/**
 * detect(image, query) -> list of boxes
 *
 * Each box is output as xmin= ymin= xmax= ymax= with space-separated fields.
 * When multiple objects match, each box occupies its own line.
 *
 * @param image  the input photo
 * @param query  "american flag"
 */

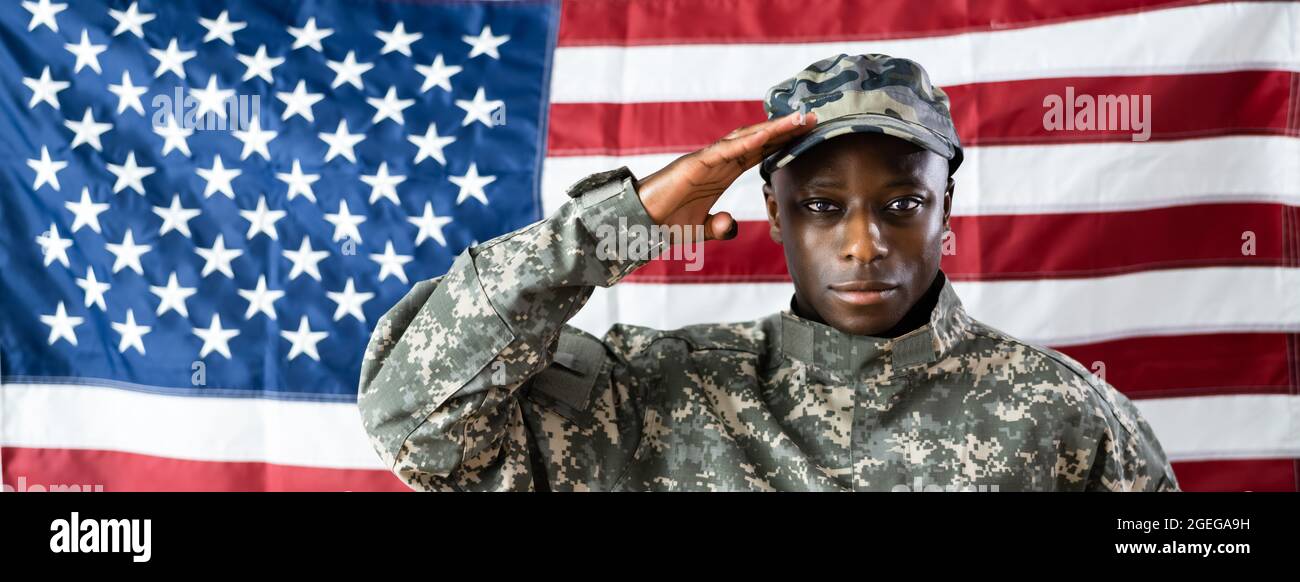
xmin=2 ymin=0 xmax=1297 ymax=492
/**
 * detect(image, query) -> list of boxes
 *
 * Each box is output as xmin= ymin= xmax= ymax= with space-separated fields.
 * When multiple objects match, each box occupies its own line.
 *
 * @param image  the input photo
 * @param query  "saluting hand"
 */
xmin=634 ymin=111 xmax=817 ymax=243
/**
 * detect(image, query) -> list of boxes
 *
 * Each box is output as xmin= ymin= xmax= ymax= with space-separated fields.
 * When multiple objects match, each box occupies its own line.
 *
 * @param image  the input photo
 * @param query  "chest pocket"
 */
xmin=523 ymin=331 xmax=608 ymax=425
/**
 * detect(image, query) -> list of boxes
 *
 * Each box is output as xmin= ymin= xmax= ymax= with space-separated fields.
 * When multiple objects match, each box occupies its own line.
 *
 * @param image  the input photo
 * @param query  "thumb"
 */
xmin=703 ymin=212 xmax=738 ymax=242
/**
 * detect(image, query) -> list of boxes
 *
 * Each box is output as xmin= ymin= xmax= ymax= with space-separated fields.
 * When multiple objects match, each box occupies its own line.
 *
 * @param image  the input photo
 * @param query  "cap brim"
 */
xmin=761 ymin=113 xmax=959 ymax=179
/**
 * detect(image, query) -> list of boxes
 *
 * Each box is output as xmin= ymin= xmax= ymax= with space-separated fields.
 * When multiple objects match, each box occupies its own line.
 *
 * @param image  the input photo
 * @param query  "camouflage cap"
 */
xmin=759 ymin=53 xmax=963 ymax=182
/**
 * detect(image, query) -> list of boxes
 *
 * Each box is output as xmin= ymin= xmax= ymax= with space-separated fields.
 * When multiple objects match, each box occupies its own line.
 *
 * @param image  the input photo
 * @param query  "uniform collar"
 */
xmin=776 ymin=270 xmax=971 ymax=376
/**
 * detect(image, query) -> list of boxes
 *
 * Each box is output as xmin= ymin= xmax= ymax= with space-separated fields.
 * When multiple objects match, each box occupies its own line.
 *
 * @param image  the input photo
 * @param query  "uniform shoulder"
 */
xmin=961 ymin=316 xmax=1144 ymax=438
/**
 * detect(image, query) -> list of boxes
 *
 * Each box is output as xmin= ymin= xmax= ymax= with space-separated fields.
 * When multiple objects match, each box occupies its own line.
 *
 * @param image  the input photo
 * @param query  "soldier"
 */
xmin=357 ymin=53 xmax=1181 ymax=492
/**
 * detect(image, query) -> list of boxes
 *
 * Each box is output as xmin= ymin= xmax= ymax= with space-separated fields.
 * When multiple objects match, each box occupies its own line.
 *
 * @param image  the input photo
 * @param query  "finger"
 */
xmin=725 ymin=110 xmax=816 ymax=143
xmin=703 ymin=114 xmax=814 ymax=171
xmin=703 ymin=211 xmax=738 ymax=242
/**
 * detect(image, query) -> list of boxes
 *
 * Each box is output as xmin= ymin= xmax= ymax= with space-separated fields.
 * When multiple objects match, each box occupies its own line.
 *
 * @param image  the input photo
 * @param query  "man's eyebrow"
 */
xmin=799 ymin=177 xmax=846 ymax=189
xmin=881 ymin=177 xmax=927 ymax=188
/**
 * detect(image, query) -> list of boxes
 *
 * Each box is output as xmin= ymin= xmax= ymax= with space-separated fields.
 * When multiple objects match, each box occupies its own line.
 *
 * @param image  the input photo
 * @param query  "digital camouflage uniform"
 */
xmin=356 ymin=166 xmax=1180 ymax=492
xmin=356 ymin=53 xmax=1181 ymax=492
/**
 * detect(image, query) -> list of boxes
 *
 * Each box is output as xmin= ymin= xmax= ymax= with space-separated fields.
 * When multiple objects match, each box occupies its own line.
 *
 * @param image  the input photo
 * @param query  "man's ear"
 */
xmin=762 ymin=181 xmax=782 ymax=244
xmin=942 ymin=177 xmax=955 ymax=230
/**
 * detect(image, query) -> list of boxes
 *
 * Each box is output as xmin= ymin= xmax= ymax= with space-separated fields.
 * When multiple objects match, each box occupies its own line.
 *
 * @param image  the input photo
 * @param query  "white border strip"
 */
xmin=1 ymin=383 xmax=1293 ymax=466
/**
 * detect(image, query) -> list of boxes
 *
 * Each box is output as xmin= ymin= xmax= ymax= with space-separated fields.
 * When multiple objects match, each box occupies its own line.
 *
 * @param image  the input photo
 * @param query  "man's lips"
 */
xmin=828 ymin=280 xmax=898 ymax=306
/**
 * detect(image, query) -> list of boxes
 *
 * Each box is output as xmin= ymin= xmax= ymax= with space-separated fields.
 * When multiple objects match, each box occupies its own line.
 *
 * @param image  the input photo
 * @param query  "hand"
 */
xmin=634 ymin=111 xmax=817 ymax=242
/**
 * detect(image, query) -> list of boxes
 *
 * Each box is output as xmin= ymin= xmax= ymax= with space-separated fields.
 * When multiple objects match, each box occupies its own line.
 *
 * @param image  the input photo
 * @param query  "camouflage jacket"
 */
xmin=357 ymin=166 xmax=1181 ymax=492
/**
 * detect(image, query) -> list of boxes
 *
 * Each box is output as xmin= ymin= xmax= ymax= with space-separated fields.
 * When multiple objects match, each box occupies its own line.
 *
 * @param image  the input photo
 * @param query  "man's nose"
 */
xmin=841 ymin=210 xmax=888 ymax=264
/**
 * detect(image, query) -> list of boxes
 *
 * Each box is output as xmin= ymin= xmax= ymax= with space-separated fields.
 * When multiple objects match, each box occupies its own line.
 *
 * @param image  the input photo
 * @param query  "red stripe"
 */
xmin=548 ymin=71 xmax=1298 ymax=155
xmin=3 ymin=447 xmax=1292 ymax=491
xmin=558 ymin=0 xmax=1229 ymax=46
xmin=1170 ymin=458 xmax=1298 ymax=491
xmin=1054 ymin=333 xmax=1292 ymax=398
xmin=0 ymin=447 xmax=410 ymax=492
xmin=623 ymin=203 xmax=1291 ymax=283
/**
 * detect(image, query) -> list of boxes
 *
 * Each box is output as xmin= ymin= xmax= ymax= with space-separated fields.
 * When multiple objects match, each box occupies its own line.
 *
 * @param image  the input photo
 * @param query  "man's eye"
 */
xmin=887 ymin=198 xmax=923 ymax=212
xmin=803 ymin=200 xmax=838 ymax=213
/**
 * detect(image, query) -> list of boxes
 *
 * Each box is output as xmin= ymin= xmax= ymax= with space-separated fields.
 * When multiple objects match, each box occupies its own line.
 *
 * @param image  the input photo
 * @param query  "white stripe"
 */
xmin=1138 ymin=394 xmax=1300 ymax=461
xmin=0 ymin=382 xmax=384 ymax=470
xmin=544 ymin=136 xmax=1300 ymax=220
xmin=564 ymin=267 xmax=1300 ymax=347
xmin=1 ymin=382 xmax=1292 ymax=468
xmin=552 ymin=2 xmax=1300 ymax=103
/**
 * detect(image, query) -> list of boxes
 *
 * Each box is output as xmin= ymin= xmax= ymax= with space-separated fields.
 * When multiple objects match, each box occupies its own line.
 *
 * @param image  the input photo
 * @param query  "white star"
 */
xmin=455 ymin=87 xmax=504 ymax=127
xmin=276 ymin=80 xmax=323 ymax=122
xmin=236 ymin=45 xmax=284 ymax=83
xmin=106 ymin=151 xmax=156 ymax=195
xmin=326 ymin=278 xmax=374 ymax=323
xmin=367 ymin=86 xmax=414 ymax=126
xmin=150 ymin=272 xmax=197 ymax=317
xmin=40 ymin=302 xmax=82 ymax=347
xmin=376 ymin=21 xmax=422 ymax=56
xmin=27 ymin=146 xmax=67 ymax=191
xmin=64 ymin=107 xmax=112 ymax=151
xmin=237 ymin=275 xmax=284 ymax=320
xmin=370 ymin=241 xmax=413 ymax=284
xmin=239 ymin=196 xmax=285 ymax=240
xmin=112 ymin=309 xmax=151 ymax=355
xmin=198 ymin=10 xmax=246 ymax=45
xmin=318 ymin=119 xmax=365 ymax=163
xmin=409 ymin=123 xmax=456 ymax=165
xmin=65 ymin=187 xmax=109 ymax=233
xmin=324 ymin=200 xmax=366 ymax=243
xmin=193 ymin=314 xmax=239 ymax=359
xmin=108 ymin=71 xmax=147 ymax=115
xmin=149 ymin=39 xmax=196 ymax=79
xmin=153 ymin=194 xmax=201 ymax=238
xmin=76 ymin=267 xmax=110 ymax=311
xmin=409 ymin=201 xmax=453 ymax=247
xmin=105 ymin=229 xmax=152 ymax=275
xmin=154 ymin=114 xmax=194 ymax=157
xmin=361 ymin=162 xmax=405 ymax=206
xmin=416 ymin=53 xmax=462 ymax=93
xmin=192 ymin=75 xmax=234 ymax=120
xmin=65 ymin=30 xmax=107 ymax=74
xmin=276 ymin=159 xmax=319 ymax=202
xmin=325 ymin=50 xmax=372 ymax=90
xmin=283 ymin=237 xmax=329 ymax=281
xmin=450 ymin=162 xmax=496 ymax=205
xmin=196 ymin=155 xmax=241 ymax=199
xmin=23 ymin=66 xmax=69 ymax=110
xmin=35 ymin=222 xmax=71 ymax=267
xmin=195 ymin=234 xmax=243 ymax=279
xmin=23 ymin=0 xmax=66 ymax=33
xmin=232 ymin=115 xmax=276 ymax=161
xmin=108 ymin=2 xmax=154 ymax=38
xmin=281 ymin=316 xmax=328 ymax=361
xmin=462 ymin=25 xmax=509 ymax=59
xmin=288 ymin=17 xmax=333 ymax=52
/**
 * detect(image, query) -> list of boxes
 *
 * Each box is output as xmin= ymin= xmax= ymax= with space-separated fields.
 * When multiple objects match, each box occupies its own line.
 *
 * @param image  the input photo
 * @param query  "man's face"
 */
xmin=763 ymin=132 xmax=954 ymax=336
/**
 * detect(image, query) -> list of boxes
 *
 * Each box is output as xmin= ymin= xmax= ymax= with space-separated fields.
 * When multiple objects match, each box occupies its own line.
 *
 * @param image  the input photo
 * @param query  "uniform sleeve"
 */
xmin=1083 ymin=385 xmax=1181 ymax=492
xmin=356 ymin=167 xmax=660 ymax=491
